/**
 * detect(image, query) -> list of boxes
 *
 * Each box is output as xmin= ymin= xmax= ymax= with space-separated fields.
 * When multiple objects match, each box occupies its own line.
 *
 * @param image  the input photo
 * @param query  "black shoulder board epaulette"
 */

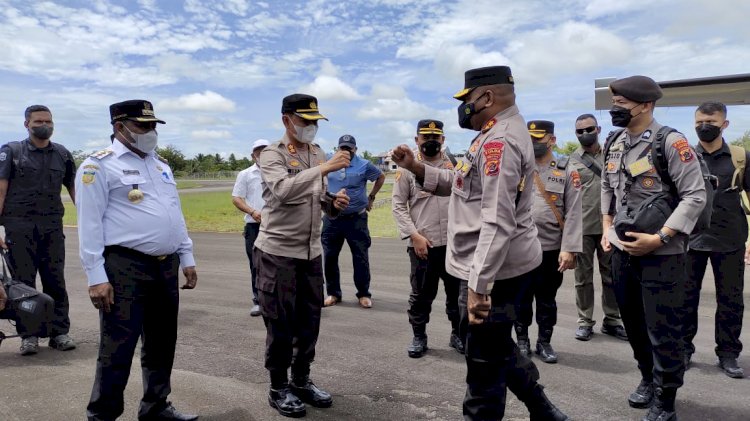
xmin=556 ymin=155 xmax=569 ymax=170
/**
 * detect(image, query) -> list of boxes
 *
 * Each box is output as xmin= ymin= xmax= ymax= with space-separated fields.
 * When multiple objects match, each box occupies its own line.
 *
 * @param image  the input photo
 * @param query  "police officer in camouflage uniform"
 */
xmin=254 ymin=94 xmax=351 ymax=418
xmin=392 ymin=119 xmax=464 ymax=358
xmin=392 ymin=66 xmax=568 ymax=421
xmin=601 ymin=76 xmax=706 ymax=421
xmin=515 ymin=120 xmax=582 ymax=364
xmin=569 ymin=114 xmax=626 ymax=342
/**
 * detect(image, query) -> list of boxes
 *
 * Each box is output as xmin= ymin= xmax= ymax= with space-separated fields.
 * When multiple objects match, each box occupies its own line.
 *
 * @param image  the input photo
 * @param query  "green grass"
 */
xmin=63 ymin=187 xmax=401 ymax=237
xmin=175 ymin=180 xmax=205 ymax=189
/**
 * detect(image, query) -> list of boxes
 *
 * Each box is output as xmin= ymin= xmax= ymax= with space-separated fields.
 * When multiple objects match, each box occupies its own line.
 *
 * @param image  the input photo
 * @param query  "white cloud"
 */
xmin=302 ymin=59 xmax=361 ymax=100
xmin=190 ymin=130 xmax=233 ymax=140
xmin=370 ymin=84 xmax=406 ymax=99
xmin=158 ymin=91 xmax=236 ymax=112
xmin=582 ymin=0 xmax=649 ymax=19
xmin=357 ymin=97 xmax=433 ymax=120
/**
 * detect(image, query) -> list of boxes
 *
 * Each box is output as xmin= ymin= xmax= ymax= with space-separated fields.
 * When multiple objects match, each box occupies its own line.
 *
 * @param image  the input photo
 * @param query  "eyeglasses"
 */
xmin=575 ymin=126 xmax=597 ymax=135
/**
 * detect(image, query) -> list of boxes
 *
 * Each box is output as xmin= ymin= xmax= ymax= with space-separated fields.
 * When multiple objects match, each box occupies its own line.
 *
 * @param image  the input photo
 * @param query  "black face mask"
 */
xmin=577 ymin=132 xmax=598 ymax=147
xmin=533 ymin=142 xmax=549 ymax=158
xmin=695 ymin=123 xmax=722 ymax=142
xmin=30 ymin=125 xmax=53 ymax=140
xmin=420 ymin=140 xmax=441 ymax=157
xmin=610 ymin=105 xmax=639 ymax=128
xmin=457 ymin=93 xmax=487 ymax=130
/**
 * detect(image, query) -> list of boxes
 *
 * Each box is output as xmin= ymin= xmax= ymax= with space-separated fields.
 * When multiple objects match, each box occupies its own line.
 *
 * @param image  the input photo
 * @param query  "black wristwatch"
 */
xmin=657 ymin=229 xmax=671 ymax=245
xmin=368 ymin=194 xmax=376 ymax=201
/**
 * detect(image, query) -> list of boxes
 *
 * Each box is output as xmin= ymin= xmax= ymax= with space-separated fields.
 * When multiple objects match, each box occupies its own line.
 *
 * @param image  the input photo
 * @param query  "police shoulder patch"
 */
xmin=570 ymin=170 xmax=581 ymax=189
xmin=482 ymin=141 xmax=504 ymax=177
xmin=671 ymin=138 xmax=694 ymax=163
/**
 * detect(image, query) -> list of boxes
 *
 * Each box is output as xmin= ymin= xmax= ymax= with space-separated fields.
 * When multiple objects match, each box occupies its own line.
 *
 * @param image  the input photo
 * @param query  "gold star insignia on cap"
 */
xmin=429 ymin=122 xmax=436 ymax=129
xmin=310 ymin=102 xmax=317 ymax=110
xmin=530 ymin=123 xmax=536 ymax=129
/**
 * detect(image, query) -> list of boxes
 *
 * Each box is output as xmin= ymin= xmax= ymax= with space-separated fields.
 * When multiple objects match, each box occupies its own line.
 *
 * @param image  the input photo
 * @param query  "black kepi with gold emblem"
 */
xmin=454 ymin=66 xmax=514 ymax=100
xmin=528 ymin=120 xmax=555 ymax=139
xmin=110 ymin=100 xmax=166 ymax=124
xmin=417 ymin=119 xmax=444 ymax=135
xmin=281 ymin=94 xmax=328 ymax=121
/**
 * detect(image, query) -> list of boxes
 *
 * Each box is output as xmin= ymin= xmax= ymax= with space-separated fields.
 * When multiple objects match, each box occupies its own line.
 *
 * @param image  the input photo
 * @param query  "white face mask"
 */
xmin=122 ymin=125 xmax=158 ymax=154
xmin=294 ymin=124 xmax=317 ymax=144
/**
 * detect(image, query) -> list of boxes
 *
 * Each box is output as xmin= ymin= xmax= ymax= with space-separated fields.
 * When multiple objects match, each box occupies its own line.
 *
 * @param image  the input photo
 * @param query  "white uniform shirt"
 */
xmin=232 ymin=164 xmax=265 ymax=224
xmin=75 ymin=139 xmax=195 ymax=286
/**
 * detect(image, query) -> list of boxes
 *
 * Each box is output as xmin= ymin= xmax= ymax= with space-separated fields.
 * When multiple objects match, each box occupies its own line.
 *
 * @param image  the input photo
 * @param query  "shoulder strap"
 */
xmin=651 ymin=126 xmax=678 ymax=195
xmin=571 ymin=150 xmax=602 ymax=178
xmin=728 ymin=145 xmax=746 ymax=190
xmin=532 ymin=172 xmax=565 ymax=230
xmin=603 ymin=129 xmax=625 ymax=159
xmin=7 ymin=141 xmax=23 ymax=168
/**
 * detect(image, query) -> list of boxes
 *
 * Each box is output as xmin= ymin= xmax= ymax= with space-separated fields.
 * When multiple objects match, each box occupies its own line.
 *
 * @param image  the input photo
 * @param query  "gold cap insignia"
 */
xmin=310 ymin=102 xmax=318 ymax=110
xmin=530 ymin=123 xmax=536 ymax=129
xmin=428 ymin=122 xmax=436 ymax=129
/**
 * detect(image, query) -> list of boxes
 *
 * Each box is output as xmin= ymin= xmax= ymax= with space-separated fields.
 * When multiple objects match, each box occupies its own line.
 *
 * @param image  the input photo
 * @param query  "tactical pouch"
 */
xmin=613 ymin=192 xmax=676 ymax=243
xmin=1 ymin=251 xmax=54 ymax=337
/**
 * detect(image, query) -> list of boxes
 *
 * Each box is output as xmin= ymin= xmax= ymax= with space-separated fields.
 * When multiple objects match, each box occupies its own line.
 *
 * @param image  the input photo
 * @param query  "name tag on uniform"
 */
xmin=628 ymin=157 xmax=651 ymax=177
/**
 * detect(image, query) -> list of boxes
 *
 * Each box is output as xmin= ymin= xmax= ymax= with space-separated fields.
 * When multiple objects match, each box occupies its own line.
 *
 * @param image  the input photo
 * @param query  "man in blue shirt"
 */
xmin=323 ymin=135 xmax=385 ymax=309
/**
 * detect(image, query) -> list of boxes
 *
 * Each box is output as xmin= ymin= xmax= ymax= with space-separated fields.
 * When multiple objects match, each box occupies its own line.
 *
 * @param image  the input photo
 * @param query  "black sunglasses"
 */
xmin=575 ymin=126 xmax=597 ymax=135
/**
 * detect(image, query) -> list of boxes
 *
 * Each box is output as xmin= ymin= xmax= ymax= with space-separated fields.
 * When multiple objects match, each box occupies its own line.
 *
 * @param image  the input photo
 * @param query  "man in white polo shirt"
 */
xmin=232 ymin=139 xmax=270 ymax=317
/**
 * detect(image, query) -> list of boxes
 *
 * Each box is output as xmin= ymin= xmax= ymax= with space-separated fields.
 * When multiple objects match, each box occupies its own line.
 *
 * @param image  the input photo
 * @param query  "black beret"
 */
xmin=527 ymin=120 xmax=555 ymax=139
xmin=109 ymin=100 xmax=165 ymax=124
xmin=281 ymin=93 xmax=328 ymax=121
xmin=609 ymin=75 xmax=663 ymax=103
xmin=454 ymin=66 xmax=514 ymax=100
xmin=417 ymin=119 xmax=444 ymax=135
xmin=338 ymin=134 xmax=356 ymax=148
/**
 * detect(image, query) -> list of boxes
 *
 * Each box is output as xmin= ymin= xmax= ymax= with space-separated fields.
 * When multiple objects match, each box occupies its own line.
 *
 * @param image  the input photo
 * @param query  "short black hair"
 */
xmin=24 ymin=105 xmax=51 ymax=121
xmin=576 ymin=113 xmax=597 ymax=124
xmin=696 ymin=101 xmax=727 ymax=117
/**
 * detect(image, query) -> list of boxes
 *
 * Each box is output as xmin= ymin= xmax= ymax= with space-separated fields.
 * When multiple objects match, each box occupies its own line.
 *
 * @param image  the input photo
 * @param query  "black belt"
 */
xmin=104 ymin=245 xmax=173 ymax=262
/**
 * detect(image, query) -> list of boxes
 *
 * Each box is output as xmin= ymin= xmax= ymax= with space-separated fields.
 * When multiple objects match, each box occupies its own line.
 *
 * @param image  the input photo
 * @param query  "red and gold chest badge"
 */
xmin=671 ymin=138 xmax=694 ymax=162
xmin=641 ymin=177 xmax=655 ymax=188
xmin=481 ymin=118 xmax=497 ymax=133
xmin=571 ymin=170 xmax=581 ymax=189
xmin=482 ymin=141 xmax=504 ymax=176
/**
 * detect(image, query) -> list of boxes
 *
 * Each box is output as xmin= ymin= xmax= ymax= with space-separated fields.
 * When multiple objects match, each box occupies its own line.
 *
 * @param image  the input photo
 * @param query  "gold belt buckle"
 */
xmin=157 ymin=255 xmax=167 ymax=261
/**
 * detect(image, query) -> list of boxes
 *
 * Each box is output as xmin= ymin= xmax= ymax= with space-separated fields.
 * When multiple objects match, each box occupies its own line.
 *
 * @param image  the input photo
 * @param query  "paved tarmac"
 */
xmin=1 ymin=229 xmax=749 ymax=420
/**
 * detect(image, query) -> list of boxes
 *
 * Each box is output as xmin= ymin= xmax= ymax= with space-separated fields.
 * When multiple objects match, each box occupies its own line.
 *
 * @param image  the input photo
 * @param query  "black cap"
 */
xmin=454 ymin=66 xmax=514 ymax=100
xmin=417 ymin=119 xmax=444 ymax=135
xmin=338 ymin=134 xmax=356 ymax=149
xmin=609 ymin=75 xmax=663 ymax=103
xmin=528 ymin=120 xmax=555 ymax=139
xmin=110 ymin=100 xmax=165 ymax=124
xmin=281 ymin=93 xmax=328 ymax=120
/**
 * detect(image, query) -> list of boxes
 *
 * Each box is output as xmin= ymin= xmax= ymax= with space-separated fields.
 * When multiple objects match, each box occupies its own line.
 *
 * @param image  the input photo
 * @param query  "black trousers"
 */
xmin=4 ymin=218 xmax=69 ymax=338
xmin=86 ymin=247 xmax=180 ymax=420
xmin=517 ymin=250 xmax=564 ymax=335
xmin=407 ymin=246 xmax=461 ymax=337
xmin=254 ymin=248 xmax=324 ymax=387
xmin=611 ymin=249 xmax=685 ymax=389
xmin=243 ymin=223 xmax=260 ymax=305
xmin=685 ymin=249 xmax=744 ymax=358
xmin=458 ymin=270 xmax=544 ymax=420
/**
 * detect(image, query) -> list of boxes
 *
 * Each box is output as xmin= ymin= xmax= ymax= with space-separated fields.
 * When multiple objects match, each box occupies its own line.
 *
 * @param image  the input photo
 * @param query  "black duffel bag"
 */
xmin=613 ymin=192 xmax=677 ymax=243
xmin=0 ymin=250 xmax=54 ymax=339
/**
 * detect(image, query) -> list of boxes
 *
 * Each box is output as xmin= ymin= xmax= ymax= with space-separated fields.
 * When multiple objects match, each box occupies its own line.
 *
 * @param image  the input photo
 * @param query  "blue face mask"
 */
xmin=457 ymin=93 xmax=487 ymax=130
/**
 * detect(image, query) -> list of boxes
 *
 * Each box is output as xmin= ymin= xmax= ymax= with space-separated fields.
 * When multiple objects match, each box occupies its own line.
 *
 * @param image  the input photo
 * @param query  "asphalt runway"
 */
xmin=1 ymin=229 xmax=749 ymax=420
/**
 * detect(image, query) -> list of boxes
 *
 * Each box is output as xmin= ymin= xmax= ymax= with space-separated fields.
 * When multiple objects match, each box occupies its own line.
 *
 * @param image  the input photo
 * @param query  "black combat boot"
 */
xmin=642 ymin=387 xmax=676 ymax=421
xmin=535 ymin=327 xmax=558 ymax=364
xmin=522 ymin=384 xmax=570 ymax=421
xmin=515 ymin=323 xmax=532 ymax=358
xmin=268 ymin=370 xmax=305 ymax=418
xmin=628 ymin=378 xmax=655 ymax=408
xmin=449 ymin=331 xmax=465 ymax=354
xmin=291 ymin=376 xmax=333 ymax=408
xmin=408 ymin=334 xmax=428 ymax=358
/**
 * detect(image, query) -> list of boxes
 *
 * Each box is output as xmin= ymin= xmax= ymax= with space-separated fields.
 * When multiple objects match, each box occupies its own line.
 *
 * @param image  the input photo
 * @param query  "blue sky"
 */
xmin=0 ymin=0 xmax=748 ymax=159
